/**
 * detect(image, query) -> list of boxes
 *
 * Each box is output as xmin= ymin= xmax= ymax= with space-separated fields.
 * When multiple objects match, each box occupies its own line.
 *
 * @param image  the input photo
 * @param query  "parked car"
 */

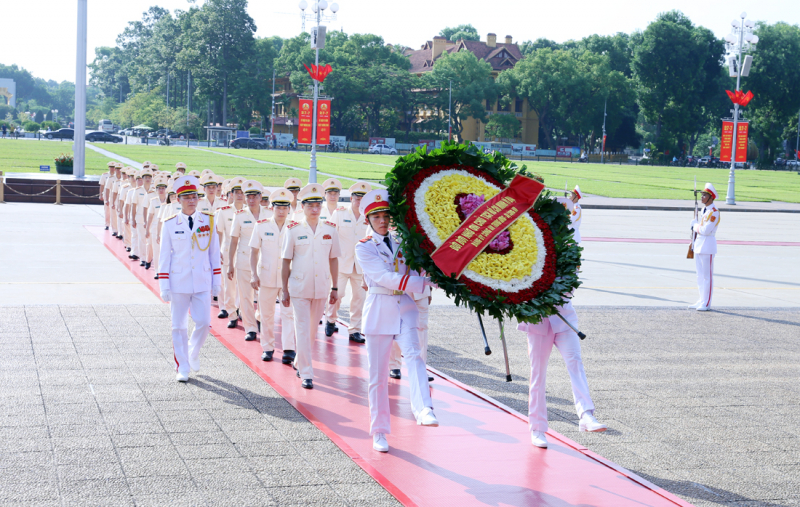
xmin=786 ymin=160 xmax=800 ymax=168
xmin=368 ymin=143 xmax=397 ymax=155
xmin=44 ymin=128 xmax=74 ymax=140
xmin=167 ymin=132 xmax=197 ymax=140
xmin=98 ymin=119 xmax=114 ymax=133
xmin=774 ymin=157 xmax=786 ymax=166
xmin=86 ymin=131 xmax=123 ymax=143
xmin=231 ymin=137 xmax=268 ymax=149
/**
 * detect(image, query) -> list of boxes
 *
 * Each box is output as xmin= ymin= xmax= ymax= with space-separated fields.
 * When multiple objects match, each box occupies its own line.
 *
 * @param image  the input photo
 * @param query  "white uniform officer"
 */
xmin=105 ymin=164 xmax=121 ymax=237
xmin=284 ymin=177 xmax=304 ymax=221
xmin=388 ymin=285 xmax=433 ymax=381
xmin=569 ymin=185 xmax=582 ymax=244
xmin=324 ymin=181 xmax=371 ymax=343
xmin=249 ymin=188 xmax=296 ymax=364
xmin=690 ymin=183 xmax=720 ymax=312
xmin=518 ymin=300 xmax=607 ymax=448
xmin=198 ymin=174 xmax=222 ymax=214
xmin=320 ymin=178 xmax=341 ymax=222
xmin=215 ymin=176 xmax=247 ymax=326
xmin=157 ymin=175 xmax=222 ymax=382
xmin=99 ymin=162 xmax=114 ymax=230
xmin=175 ymin=162 xmax=187 ymax=175
xmin=145 ymin=176 xmax=168 ymax=275
xmin=131 ymin=167 xmax=154 ymax=267
xmin=355 ymin=189 xmax=439 ymax=453
xmin=280 ymin=184 xmax=341 ymax=389
xmin=228 ymin=180 xmax=264 ymax=341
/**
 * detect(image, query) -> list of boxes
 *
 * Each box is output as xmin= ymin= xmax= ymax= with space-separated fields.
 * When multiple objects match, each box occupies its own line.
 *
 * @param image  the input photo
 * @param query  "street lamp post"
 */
xmin=600 ymin=98 xmax=607 ymax=164
xmin=73 ymin=0 xmax=88 ymax=177
xmin=724 ymin=12 xmax=758 ymax=205
xmin=298 ymin=0 xmax=338 ymax=184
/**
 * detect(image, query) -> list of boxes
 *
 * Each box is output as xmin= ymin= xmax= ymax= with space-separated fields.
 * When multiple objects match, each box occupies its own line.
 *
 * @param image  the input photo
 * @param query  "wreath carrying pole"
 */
xmin=476 ymin=313 xmax=492 ymax=355
xmin=497 ymin=319 xmax=512 ymax=382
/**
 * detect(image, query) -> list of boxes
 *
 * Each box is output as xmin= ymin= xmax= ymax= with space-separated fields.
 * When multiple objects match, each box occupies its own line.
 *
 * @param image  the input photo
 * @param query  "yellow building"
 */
xmin=405 ymin=33 xmax=539 ymax=146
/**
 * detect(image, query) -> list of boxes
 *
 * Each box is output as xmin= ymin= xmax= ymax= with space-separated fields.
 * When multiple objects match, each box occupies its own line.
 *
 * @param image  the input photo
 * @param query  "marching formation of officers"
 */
xmin=98 ymin=166 xmax=723 ymax=454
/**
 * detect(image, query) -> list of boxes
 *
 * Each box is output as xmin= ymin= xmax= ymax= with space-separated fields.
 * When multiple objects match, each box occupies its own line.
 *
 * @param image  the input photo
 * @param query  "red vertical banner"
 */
xmin=735 ymin=122 xmax=749 ymax=163
xmin=602 ymin=134 xmax=607 ymax=153
xmin=316 ymin=99 xmax=331 ymax=145
xmin=720 ymin=121 xmax=734 ymax=162
xmin=298 ymin=99 xmax=313 ymax=144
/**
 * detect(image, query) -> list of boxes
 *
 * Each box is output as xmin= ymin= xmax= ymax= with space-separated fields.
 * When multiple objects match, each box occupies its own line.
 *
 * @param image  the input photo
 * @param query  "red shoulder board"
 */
xmin=287 ymin=221 xmax=300 ymax=229
xmin=324 ymin=221 xmax=336 ymax=228
xmin=336 ymin=206 xmax=346 ymax=211
xmin=257 ymin=218 xmax=271 ymax=224
xmin=359 ymin=235 xmax=373 ymax=243
xmin=219 ymin=206 xmax=231 ymax=211
xmin=235 ymin=209 xmax=246 ymax=214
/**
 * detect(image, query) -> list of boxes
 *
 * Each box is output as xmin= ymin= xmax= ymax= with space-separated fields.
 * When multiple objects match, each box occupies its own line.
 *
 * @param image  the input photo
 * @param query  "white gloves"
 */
xmin=424 ymin=278 xmax=438 ymax=289
xmin=160 ymin=291 xmax=171 ymax=302
xmin=212 ymin=285 xmax=221 ymax=297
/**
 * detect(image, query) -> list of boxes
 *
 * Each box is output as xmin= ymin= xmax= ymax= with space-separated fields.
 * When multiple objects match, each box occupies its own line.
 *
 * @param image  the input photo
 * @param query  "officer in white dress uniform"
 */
xmin=518 ymin=300 xmax=607 ymax=448
xmin=144 ymin=176 xmax=168 ymax=277
xmin=280 ymin=184 xmax=341 ymax=389
xmin=355 ymin=189 xmax=439 ymax=453
xmin=320 ymin=178 xmax=341 ymax=222
xmin=324 ymin=181 xmax=371 ymax=343
xmin=249 ymin=188 xmax=296 ymax=364
xmin=157 ymin=175 xmax=222 ymax=382
xmin=228 ymin=180 xmax=264 ymax=342
xmin=284 ymin=177 xmax=305 ymax=222
xmin=100 ymin=162 xmax=114 ymax=230
xmin=388 ymin=285 xmax=434 ymax=382
xmin=690 ymin=183 xmax=720 ymax=312
xmin=569 ymin=185 xmax=582 ymax=244
xmin=215 ymin=176 xmax=247 ymax=327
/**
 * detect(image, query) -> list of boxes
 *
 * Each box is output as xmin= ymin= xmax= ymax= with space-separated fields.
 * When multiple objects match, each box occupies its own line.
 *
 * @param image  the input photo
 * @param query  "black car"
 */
xmin=167 ymin=132 xmax=198 ymax=140
xmin=231 ymin=137 xmax=267 ymax=149
xmin=44 ymin=128 xmax=74 ymax=140
xmin=86 ymin=131 xmax=123 ymax=143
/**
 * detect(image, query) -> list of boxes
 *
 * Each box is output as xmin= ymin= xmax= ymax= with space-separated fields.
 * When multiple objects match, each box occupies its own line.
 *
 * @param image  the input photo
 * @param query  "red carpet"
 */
xmin=89 ymin=225 xmax=693 ymax=507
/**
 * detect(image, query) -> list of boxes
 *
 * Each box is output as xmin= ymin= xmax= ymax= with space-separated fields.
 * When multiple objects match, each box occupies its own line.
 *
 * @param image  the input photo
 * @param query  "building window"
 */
xmin=515 ymin=99 xmax=524 ymax=113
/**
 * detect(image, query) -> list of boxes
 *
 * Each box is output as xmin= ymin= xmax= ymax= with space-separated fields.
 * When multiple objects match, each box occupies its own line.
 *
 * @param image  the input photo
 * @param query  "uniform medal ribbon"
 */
xmin=191 ymin=216 xmax=214 ymax=252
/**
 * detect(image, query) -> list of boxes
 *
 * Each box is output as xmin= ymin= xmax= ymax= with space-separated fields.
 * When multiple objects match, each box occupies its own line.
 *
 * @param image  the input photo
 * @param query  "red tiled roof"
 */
xmin=407 ymin=38 xmax=522 ymax=74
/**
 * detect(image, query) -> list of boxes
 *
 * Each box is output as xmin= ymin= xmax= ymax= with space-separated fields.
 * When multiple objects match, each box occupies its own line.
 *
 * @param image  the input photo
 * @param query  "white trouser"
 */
xmin=527 ymin=329 xmax=595 ymax=433
xmin=257 ymin=286 xmax=295 ymax=352
xmin=146 ymin=223 xmax=156 ymax=263
xmin=150 ymin=223 xmax=160 ymax=269
xmin=695 ymin=253 xmax=714 ymax=308
xmin=133 ymin=216 xmax=145 ymax=259
xmin=110 ymin=204 xmax=118 ymax=234
xmin=291 ymin=298 xmax=326 ymax=380
xmin=325 ymin=271 xmax=365 ymax=333
xmin=170 ymin=291 xmax=211 ymax=375
xmin=390 ymin=297 xmax=429 ymax=369
xmin=235 ymin=267 xmax=257 ymax=333
xmin=367 ymin=321 xmax=432 ymax=435
xmin=220 ymin=248 xmax=237 ymax=315
xmin=124 ymin=219 xmax=132 ymax=248
xmin=103 ymin=200 xmax=110 ymax=227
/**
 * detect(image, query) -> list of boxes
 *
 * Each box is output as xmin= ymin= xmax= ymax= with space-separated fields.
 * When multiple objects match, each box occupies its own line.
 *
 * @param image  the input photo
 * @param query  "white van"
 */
xmin=98 ymin=119 xmax=114 ymax=133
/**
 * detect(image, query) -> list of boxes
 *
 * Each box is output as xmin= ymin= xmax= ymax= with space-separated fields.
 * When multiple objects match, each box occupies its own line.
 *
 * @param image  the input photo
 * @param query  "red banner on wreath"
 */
xmin=317 ymin=99 xmax=330 ymax=145
xmin=298 ymin=99 xmax=313 ymax=144
xmin=720 ymin=121 xmax=734 ymax=162
xmin=430 ymin=174 xmax=545 ymax=278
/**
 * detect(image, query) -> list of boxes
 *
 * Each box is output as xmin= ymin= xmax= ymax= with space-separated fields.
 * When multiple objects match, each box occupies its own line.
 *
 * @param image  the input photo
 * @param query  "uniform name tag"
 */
xmin=298 ymin=235 xmax=308 ymax=240
xmin=265 ymin=232 xmax=274 ymax=236
xmin=244 ymin=221 xmax=252 ymax=224
xmin=344 ymin=220 xmax=351 ymax=223
xmin=175 ymin=231 xmax=184 ymax=234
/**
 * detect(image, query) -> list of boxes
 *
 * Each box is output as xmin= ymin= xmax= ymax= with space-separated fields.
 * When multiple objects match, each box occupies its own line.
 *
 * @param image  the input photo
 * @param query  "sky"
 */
xmin=2 ymin=0 xmax=798 ymax=84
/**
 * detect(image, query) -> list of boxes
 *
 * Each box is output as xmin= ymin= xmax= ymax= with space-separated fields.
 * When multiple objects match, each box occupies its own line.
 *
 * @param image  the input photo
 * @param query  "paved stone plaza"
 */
xmin=1 ymin=202 xmax=798 ymax=506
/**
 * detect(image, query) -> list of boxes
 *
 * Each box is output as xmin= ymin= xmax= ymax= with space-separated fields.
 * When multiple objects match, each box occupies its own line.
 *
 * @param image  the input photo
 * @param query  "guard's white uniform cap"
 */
xmin=360 ymin=189 xmax=390 ymax=217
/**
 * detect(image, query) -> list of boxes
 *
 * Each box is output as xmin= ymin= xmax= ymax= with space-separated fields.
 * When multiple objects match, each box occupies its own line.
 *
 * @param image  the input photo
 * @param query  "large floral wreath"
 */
xmin=385 ymin=142 xmax=581 ymax=324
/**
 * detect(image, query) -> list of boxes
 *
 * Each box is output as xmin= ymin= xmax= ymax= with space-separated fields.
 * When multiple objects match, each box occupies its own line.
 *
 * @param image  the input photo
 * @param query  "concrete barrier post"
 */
xmin=0 ymin=171 xmax=4 ymax=203
xmin=55 ymin=180 xmax=62 ymax=205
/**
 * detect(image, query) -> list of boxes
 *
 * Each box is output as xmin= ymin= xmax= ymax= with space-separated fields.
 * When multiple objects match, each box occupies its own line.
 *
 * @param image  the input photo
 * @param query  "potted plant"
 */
xmin=55 ymin=153 xmax=74 ymax=175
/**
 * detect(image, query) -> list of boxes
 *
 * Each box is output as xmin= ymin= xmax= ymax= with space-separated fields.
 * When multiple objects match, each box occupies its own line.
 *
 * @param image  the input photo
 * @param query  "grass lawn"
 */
xmin=0 ymin=139 xmax=111 ymax=175
xmin=3 ymin=140 xmax=797 ymax=202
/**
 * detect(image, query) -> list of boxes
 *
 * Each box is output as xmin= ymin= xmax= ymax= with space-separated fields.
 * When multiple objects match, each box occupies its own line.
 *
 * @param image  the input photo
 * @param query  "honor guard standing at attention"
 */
xmin=99 ymin=162 xmax=113 ymax=230
xmin=122 ymin=169 xmax=138 ymax=254
xmin=355 ymin=189 xmax=439 ymax=453
xmin=145 ymin=176 xmax=169 ymax=274
xmin=117 ymin=168 xmax=132 ymax=248
xmin=228 ymin=180 xmax=264 ymax=342
xmin=131 ymin=167 xmax=154 ymax=266
xmin=320 ymin=178 xmax=341 ymax=222
xmin=518 ymin=300 xmax=606 ymax=448
xmin=249 ymin=188 xmax=296 ymax=363
xmin=690 ymin=183 xmax=720 ymax=312
xmin=325 ymin=181 xmax=371 ymax=343
xmin=569 ymin=185 xmax=582 ymax=244
xmin=104 ymin=163 xmax=119 ymax=235
xmin=215 ymin=177 xmax=247 ymax=326
xmin=158 ymin=175 xmax=222 ymax=382
xmin=280 ymin=184 xmax=341 ymax=389
xmin=284 ymin=177 xmax=304 ymax=220
xmin=109 ymin=164 xmax=124 ymax=240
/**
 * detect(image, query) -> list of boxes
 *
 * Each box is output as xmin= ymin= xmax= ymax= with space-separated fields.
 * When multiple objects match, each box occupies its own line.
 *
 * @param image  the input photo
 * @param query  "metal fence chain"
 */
xmin=60 ymin=185 xmax=100 ymax=199
xmin=2 ymin=183 xmax=58 ymax=197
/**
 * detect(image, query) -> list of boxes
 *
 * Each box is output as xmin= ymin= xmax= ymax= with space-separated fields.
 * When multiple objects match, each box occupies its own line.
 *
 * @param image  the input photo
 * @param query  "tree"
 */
xmin=421 ymin=51 xmax=495 ymax=140
xmin=519 ymin=38 xmax=560 ymax=57
xmin=439 ymin=24 xmax=480 ymax=42
xmin=484 ymin=114 xmax=520 ymax=140
xmin=631 ymin=11 xmax=726 ymax=150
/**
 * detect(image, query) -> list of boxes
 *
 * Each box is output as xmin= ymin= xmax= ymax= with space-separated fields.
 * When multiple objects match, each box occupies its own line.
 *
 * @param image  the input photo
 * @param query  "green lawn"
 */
xmin=0 ymin=139 xmax=111 ymax=175
xmin=3 ymin=140 xmax=797 ymax=202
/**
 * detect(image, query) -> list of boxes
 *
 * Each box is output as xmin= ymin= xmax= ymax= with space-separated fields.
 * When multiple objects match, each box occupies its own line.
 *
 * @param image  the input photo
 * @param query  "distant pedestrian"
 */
xmin=1 ymin=124 xmax=7 ymax=138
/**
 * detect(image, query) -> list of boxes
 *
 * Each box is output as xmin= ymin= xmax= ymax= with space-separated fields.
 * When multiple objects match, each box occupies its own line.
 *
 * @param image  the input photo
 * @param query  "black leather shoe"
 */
xmin=227 ymin=320 xmax=238 ymax=329
xmin=154 ymin=275 xmax=159 ymax=280
xmin=245 ymin=332 xmax=257 ymax=341
xmin=131 ymin=255 xmax=139 ymax=260
xmin=104 ymin=226 xmax=109 ymax=230
xmin=389 ymin=369 xmax=401 ymax=379
xmin=282 ymin=350 xmax=295 ymax=364
xmin=218 ymin=310 xmax=228 ymax=319
xmin=213 ymin=296 xmax=218 ymax=302
xmin=125 ymin=247 xmax=131 ymax=252
xmin=112 ymin=232 xmax=118 ymax=237
xmin=428 ymin=376 xmax=434 ymax=382
xmin=144 ymin=262 xmax=151 ymax=270
xmin=139 ymin=261 xmax=145 ymax=266
xmin=349 ymin=332 xmax=365 ymax=344
xmin=324 ymin=321 xmax=336 ymax=337
xmin=118 ymin=236 xmax=123 ymax=240
xmin=296 ymin=370 xmax=300 ymax=378
xmin=257 ymin=321 xmax=261 ymax=332
xmin=301 ymin=379 xmax=313 ymax=389
xmin=262 ymin=351 xmax=274 ymax=362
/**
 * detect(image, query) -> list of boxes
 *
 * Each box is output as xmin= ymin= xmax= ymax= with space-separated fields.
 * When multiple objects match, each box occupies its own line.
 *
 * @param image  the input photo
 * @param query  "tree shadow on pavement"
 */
xmin=631 ymin=470 xmax=787 ymax=506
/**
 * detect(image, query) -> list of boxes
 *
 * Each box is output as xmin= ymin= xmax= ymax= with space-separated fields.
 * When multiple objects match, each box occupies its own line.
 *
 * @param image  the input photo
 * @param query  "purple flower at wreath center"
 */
xmin=458 ymin=193 xmax=511 ymax=252
xmin=489 ymin=231 xmax=511 ymax=251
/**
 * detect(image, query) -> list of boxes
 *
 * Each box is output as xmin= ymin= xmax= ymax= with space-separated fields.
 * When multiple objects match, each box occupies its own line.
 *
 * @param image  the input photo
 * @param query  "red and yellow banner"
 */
xmin=298 ymin=99 xmax=313 ymax=144
xmin=317 ymin=99 xmax=331 ymax=145
xmin=430 ymin=174 xmax=545 ymax=278
xmin=720 ymin=120 xmax=748 ymax=162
